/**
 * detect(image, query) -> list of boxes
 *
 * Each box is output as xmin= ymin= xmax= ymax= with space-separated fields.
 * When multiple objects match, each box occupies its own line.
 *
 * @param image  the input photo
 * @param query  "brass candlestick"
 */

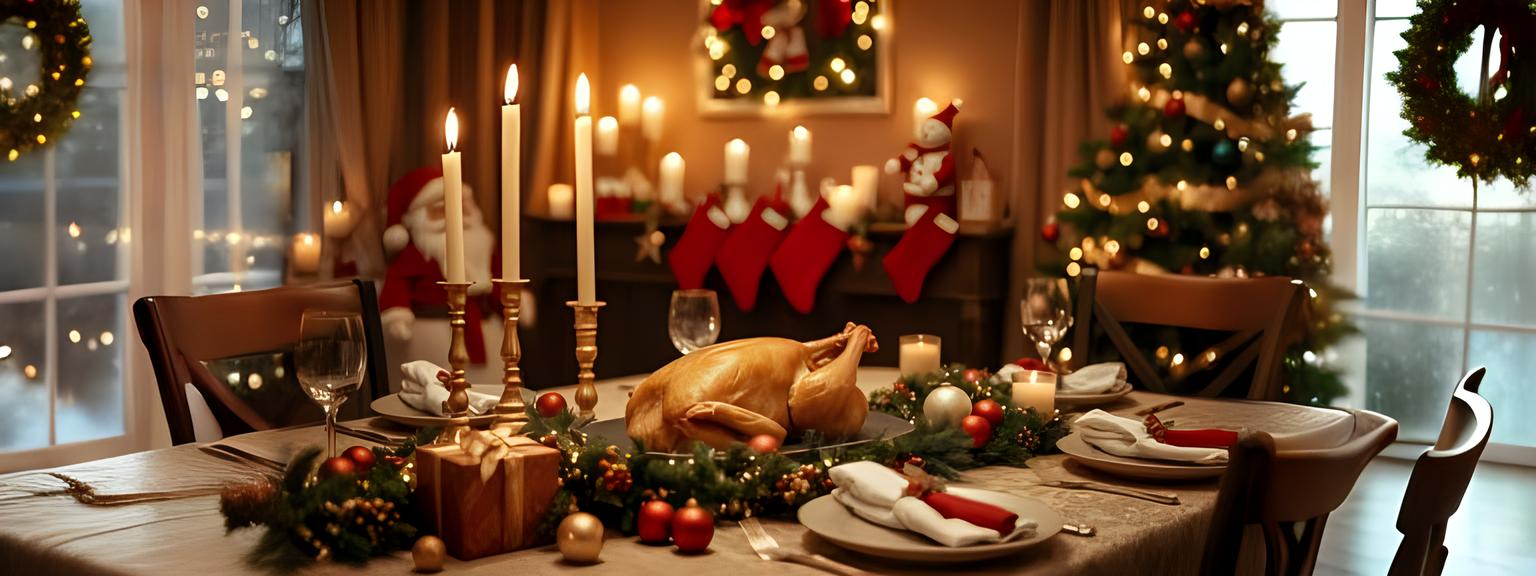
xmin=567 ymin=300 xmax=606 ymax=422
xmin=492 ymin=278 xmax=531 ymax=433
xmin=437 ymin=281 xmax=474 ymax=443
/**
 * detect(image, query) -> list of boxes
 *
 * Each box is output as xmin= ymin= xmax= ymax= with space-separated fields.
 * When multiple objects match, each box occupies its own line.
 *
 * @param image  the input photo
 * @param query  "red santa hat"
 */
xmin=925 ymin=99 xmax=963 ymax=139
xmin=383 ymin=167 xmax=446 ymax=255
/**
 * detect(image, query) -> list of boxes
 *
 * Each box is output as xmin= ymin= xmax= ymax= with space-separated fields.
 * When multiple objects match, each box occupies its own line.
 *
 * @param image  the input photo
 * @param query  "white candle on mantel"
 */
xmin=291 ymin=233 xmax=320 ymax=274
xmin=851 ymin=164 xmax=879 ymax=212
xmin=641 ymin=96 xmax=665 ymax=142
xmin=595 ymin=116 xmax=619 ymax=156
xmin=788 ymin=125 xmax=812 ymax=165
xmin=323 ymin=200 xmax=351 ymax=238
xmin=825 ymin=184 xmax=860 ymax=229
xmin=548 ymin=183 xmax=574 ymax=219
xmin=501 ymin=64 xmax=522 ymax=280
xmin=913 ymin=97 xmax=938 ymax=138
xmin=1011 ymin=369 xmax=1057 ymax=417
xmin=659 ymin=152 xmax=685 ymax=206
xmin=618 ymin=84 xmax=641 ymax=127
xmin=574 ymin=74 xmax=597 ymax=304
xmin=441 ymin=108 xmax=466 ymax=284
xmin=899 ymin=334 xmax=942 ymax=376
xmin=723 ymin=138 xmax=750 ymax=185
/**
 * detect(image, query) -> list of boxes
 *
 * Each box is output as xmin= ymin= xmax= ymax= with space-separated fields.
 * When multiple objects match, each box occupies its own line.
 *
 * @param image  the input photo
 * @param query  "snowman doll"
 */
xmin=885 ymin=100 xmax=962 ymax=225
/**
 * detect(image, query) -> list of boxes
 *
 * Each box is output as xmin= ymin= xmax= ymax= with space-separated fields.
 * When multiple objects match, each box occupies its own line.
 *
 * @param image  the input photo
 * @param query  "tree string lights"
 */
xmin=703 ymin=0 xmax=882 ymax=107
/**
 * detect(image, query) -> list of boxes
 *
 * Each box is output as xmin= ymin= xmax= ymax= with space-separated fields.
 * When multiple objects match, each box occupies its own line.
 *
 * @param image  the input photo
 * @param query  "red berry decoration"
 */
xmin=1041 ymin=221 xmax=1060 ymax=243
xmin=746 ymin=434 xmax=782 ymax=454
xmin=320 ymin=456 xmax=356 ymax=479
xmin=342 ymin=445 xmax=376 ymax=472
xmin=1174 ymin=11 xmax=1197 ymax=33
xmin=971 ymin=399 xmax=1006 ymax=428
xmin=671 ymin=499 xmax=715 ymax=553
xmin=637 ymin=500 xmax=675 ymax=544
xmin=962 ymin=368 xmax=986 ymax=384
xmin=1163 ymin=95 xmax=1186 ymax=119
xmin=536 ymin=392 xmax=568 ymax=418
xmin=1109 ymin=124 xmax=1130 ymax=148
xmin=961 ymin=415 xmax=993 ymax=448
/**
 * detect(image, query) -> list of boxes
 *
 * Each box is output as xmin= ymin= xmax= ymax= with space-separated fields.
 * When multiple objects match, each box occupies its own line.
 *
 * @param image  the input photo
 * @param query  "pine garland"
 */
xmin=0 ymin=0 xmax=93 ymax=161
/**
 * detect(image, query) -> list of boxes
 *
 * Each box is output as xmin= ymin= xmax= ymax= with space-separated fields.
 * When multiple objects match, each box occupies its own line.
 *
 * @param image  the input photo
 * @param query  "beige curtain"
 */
xmin=1003 ymin=0 xmax=1140 ymax=363
xmin=527 ymin=0 xmax=600 ymax=216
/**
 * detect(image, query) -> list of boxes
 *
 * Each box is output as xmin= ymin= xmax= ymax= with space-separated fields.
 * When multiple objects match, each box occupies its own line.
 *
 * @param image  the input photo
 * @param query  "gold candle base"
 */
xmin=567 ymin=300 xmax=606 ymax=422
xmin=437 ymin=281 xmax=474 ymax=443
xmin=492 ymin=278 xmax=531 ymax=433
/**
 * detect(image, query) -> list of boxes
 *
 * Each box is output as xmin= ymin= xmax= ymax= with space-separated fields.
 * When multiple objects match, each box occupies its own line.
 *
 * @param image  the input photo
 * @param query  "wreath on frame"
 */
xmin=0 ymin=0 xmax=92 ymax=162
xmin=1386 ymin=0 xmax=1536 ymax=188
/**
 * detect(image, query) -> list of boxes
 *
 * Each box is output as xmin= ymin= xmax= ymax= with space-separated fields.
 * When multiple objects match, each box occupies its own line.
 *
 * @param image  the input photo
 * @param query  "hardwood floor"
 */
xmin=1315 ymin=457 xmax=1536 ymax=575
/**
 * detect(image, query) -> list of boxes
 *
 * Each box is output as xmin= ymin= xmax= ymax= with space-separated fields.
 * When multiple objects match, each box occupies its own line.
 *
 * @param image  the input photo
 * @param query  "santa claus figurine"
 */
xmin=885 ymin=100 xmax=962 ymax=225
xmin=380 ymin=167 xmax=497 ymax=364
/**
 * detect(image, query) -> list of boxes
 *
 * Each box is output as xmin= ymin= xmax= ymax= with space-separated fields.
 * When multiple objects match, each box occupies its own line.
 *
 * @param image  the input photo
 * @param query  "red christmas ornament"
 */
xmin=971 ymin=399 xmax=1005 ymax=428
xmin=1041 ymin=221 xmax=1060 ymax=243
xmin=960 ymin=415 xmax=993 ymax=448
xmin=343 ymin=445 xmax=376 ymax=473
xmin=746 ymin=434 xmax=782 ymax=454
xmin=320 ymin=456 xmax=356 ymax=479
xmin=1163 ymin=96 xmax=1187 ymax=119
xmin=536 ymin=392 xmax=568 ymax=418
xmin=1110 ymin=124 xmax=1130 ymax=148
xmin=1174 ymin=11 xmax=1197 ymax=33
xmin=672 ymin=499 xmax=715 ymax=553
xmin=962 ymin=369 xmax=986 ymax=384
xmin=637 ymin=500 xmax=675 ymax=544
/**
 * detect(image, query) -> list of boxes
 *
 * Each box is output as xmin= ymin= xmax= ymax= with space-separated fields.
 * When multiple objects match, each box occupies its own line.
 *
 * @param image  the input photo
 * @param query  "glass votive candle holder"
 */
xmin=899 ymin=334 xmax=942 ymax=376
xmin=1011 ymin=369 xmax=1057 ymax=417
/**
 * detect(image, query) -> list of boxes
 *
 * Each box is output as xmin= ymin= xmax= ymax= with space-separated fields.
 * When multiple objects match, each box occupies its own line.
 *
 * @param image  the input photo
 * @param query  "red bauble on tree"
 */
xmin=637 ymin=500 xmax=675 ymax=544
xmin=962 ymin=369 xmax=986 ymax=384
xmin=960 ymin=415 xmax=993 ymax=448
xmin=536 ymin=392 xmax=568 ymax=418
xmin=1041 ymin=220 xmax=1060 ymax=243
xmin=320 ymin=456 xmax=356 ymax=479
xmin=671 ymin=499 xmax=715 ymax=553
xmin=1174 ymin=11 xmax=1197 ymax=33
xmin=1163 ymin=95 xmax=1187 ymax=119
xmin=1109 ymin=124 xmax=1130 ymax=148
xmin=971 ymin=399 xmax=1005 ymax=428
xmin=342 ymin=446 xmax=376 ymax=473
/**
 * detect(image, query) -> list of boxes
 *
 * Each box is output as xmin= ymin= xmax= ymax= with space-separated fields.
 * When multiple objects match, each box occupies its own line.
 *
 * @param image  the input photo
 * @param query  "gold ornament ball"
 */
xmin=1094 ymin=148 xmax=1116 ymax=169
xmin=411 ymin=535 xmax=447 ymax=573
xmin=1182 ymin=39 xmax=1204 ymax=61
xmin=557 ymin=512 xmax=605 ymax=563
xmin=1226 ymin=78 xmax=1252 ymax=108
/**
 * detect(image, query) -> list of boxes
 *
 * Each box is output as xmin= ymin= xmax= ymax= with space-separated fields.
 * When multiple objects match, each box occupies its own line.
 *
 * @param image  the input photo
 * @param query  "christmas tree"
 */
xmin=1047 ymin=0 xmax=1350 ymax=405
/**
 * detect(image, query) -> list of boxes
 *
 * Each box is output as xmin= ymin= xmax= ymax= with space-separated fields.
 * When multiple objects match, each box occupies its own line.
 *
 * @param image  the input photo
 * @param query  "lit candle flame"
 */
xmin=444 ymin=107 xmax=459 ymax=151
xmin=575 ymin=73 xmax=591 ymax=116
xmin=331 ymin=200 xmax=344 ymax=214
xmin=643 ymin=95 xmax=663 ymax=115
xmin=793 ymin=125 xmax=809 ymax=139
xmin=504 ymin=64 xmax=519 ymax=105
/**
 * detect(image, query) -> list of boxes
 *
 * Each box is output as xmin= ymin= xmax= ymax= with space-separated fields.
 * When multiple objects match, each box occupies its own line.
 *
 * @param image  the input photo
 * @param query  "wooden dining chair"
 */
xmin=1388 ymin=368 xmax=1493 ymax=576
xmin=1199 ymin=410 xmax=1399 ymax=576
xmin=133 ymin=279 xmax=389 ymax=445
xmin=1071 ymin=267 xmax=1303 ymax=400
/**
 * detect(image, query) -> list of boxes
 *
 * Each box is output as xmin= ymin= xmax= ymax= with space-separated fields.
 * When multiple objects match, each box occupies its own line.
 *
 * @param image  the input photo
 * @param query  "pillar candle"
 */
xmin=595 ymin=116 xmax=619 ymax=156
xmin=641 ymin=96 xmax=665 ymax=142
xmin=441 ymin=108 xmax=466 ymax=283
xmin=548 ymin=184 xmax=574 ymax=219
xmin=574 ymin=74 xmax=597 ymax=304
xmin=851 ymin=164 xmax=879 ymax=212
xmin=501 ymin=64 xmax=522 ymax=280
xmin=899 ymin=334 xmax=942 ymax=376
xmin=724 ymin=138 xmax=750 ymax=185
xmin=825 ymin=184 xmax=860 ymax=229
xmin=788 ymin=125 xmax=812 ymax=165
xmin=322 ymin=200 xmax=351 ymax=238
xmin=618 ymin=84 xmax=641 ymax=127
xmin=659 ymin=152 xmax=685 ymax=206
xmin=291 ymin=233 xmax=320 ymax=274
xmin=1011 ymin=370 xmax=1057 ymax=417
xmin=913 ymin=97 xmax=938 ymax=138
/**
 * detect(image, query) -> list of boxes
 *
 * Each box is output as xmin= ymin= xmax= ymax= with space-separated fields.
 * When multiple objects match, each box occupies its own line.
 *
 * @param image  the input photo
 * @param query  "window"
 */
xmin=0 ymin=0 xmax=129 ymax=453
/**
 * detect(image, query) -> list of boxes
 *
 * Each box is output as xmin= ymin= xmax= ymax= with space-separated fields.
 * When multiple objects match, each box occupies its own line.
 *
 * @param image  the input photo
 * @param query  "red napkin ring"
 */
xmin=919 ymin=492 xmax=1018 ymax=536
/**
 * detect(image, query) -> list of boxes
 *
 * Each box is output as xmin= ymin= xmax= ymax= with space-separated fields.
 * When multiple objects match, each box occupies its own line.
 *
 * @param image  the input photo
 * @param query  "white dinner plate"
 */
xmin=1055 ymin=381 xmax=1134 ymax=408
xmin=1055 ymin=432 xmax=1226 ymax=481
xmin=797 ymin=486 xmax=1062 ymax=563
xmin=370 ymin=385 xmax=534 ymax=428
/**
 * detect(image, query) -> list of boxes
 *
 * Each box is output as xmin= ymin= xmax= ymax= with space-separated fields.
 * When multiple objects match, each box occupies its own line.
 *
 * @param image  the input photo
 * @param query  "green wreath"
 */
xmin=0 ymin=0 xmax=92 ymax=162
xmin=1387 ymin=0 xmax=1536 ymax=188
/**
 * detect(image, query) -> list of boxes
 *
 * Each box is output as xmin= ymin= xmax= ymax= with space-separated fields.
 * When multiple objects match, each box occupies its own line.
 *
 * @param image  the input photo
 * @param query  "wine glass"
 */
xmin=669 ymin=289 xmax=721 ymax=355
xmin=1021 ymin=277 xmax=1073 ymax=369
xmin=296 ymin=310 xmax=367 ymax=457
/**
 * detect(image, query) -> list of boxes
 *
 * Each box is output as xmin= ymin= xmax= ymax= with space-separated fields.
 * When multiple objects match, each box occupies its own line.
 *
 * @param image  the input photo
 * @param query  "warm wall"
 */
xmin=593 ymin=0 xmax=1032 ymax=212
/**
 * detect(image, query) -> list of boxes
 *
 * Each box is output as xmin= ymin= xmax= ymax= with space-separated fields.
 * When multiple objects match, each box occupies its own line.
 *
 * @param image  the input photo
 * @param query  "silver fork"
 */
xmin=738 ymin=518 xmax=869 ymax=575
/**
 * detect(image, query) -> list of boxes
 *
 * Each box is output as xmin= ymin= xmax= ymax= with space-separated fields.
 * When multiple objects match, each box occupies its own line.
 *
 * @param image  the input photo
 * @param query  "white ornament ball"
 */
xmin=923 ymin=385 xmax=973 ymax=428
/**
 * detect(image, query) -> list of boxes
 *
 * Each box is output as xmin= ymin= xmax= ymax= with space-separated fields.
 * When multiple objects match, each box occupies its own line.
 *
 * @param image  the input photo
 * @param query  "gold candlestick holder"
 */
xmin=492 ymin=278 xmax=531 ymax=433
xmin=437 ymin=281 xmax=474 ymax=443
xmin=567 ymin=300 xmax=606 ymax=422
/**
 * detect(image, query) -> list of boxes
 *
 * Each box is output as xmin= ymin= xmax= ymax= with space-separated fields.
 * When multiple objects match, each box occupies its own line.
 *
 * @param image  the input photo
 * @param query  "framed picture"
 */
xmin=696 ymin=0 xmax=892 ymax=117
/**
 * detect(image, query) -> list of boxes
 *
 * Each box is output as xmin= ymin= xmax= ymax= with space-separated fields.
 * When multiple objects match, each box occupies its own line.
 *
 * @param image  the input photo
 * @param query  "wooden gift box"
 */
xmin=416 ymin=435 xmax=562 ymax=560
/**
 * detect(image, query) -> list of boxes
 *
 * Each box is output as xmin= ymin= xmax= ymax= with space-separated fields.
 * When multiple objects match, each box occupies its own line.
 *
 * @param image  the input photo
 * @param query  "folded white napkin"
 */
xmin=1059 ymin=362 xmax=1128 ymax=394
xmin=398 ymin=360 xmax=499 ymax=416
xmin=1074 ymin=409 xmax=1228 ymax=464
xmin=828 ymin=462 xmax=1038 ymax=547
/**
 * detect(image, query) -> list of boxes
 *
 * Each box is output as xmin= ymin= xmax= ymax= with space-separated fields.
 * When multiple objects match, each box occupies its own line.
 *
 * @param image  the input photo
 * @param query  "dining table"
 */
xmin=0 ymin=366 xmax=1361 ymax=575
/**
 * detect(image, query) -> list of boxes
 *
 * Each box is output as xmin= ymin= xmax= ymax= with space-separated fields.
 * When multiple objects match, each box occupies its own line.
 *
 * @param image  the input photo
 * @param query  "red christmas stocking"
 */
xmin=669 ymin=195 xmax=733 ymax=289
xmin=716 ymin=196 xmax=792 ymax=311
xmin=883 ymin=210 xmax=959 ymax=303
xmin=770 ymin=198 xmax=849 ymax=314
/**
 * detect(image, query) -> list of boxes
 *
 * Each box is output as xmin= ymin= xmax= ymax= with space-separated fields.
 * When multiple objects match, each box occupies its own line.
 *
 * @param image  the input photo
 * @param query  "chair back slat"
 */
xmin=1389 ymin=368 xmax=1493 ymax=576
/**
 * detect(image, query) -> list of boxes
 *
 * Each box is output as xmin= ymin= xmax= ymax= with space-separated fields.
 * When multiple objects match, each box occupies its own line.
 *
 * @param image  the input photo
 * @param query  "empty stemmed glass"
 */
xmin=669 ymin=289 xmax=721 ymax=355
xmin=1021 ymin=277 xmax=1073 ymax=369
xmin=296 ymin=310 xmax=367 ymax=457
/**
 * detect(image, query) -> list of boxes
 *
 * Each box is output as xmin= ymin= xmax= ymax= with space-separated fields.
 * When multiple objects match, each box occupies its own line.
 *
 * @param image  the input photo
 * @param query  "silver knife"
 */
xmin=1039 ymin=480 xmax=1181 ymax=505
